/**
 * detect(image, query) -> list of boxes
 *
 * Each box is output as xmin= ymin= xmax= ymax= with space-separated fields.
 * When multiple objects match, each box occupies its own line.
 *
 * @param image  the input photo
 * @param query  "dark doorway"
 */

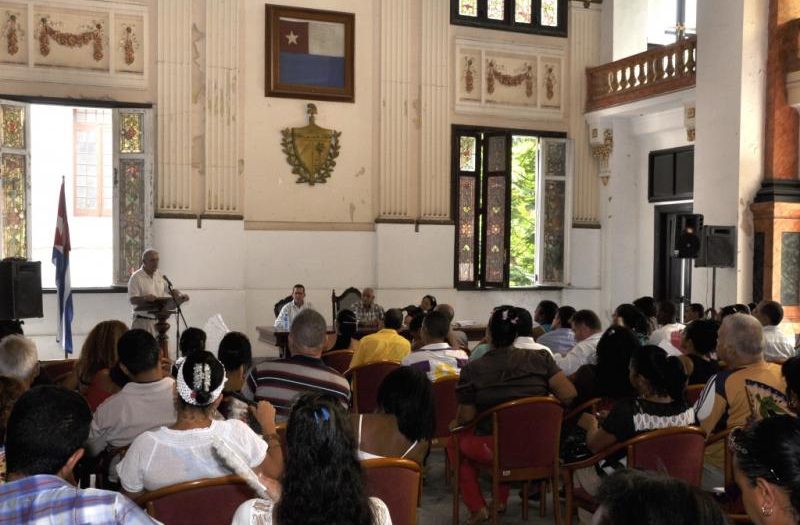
xmin=654 ymin=203 xmax=693 ymax=307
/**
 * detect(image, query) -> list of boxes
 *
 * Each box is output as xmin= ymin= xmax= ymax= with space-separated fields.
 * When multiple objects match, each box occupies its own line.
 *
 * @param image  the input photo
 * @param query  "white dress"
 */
xmin=231 ymin=497 xmax=392 ymax=525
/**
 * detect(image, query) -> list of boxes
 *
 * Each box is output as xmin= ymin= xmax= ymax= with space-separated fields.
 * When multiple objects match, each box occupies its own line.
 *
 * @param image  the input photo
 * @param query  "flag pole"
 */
xmin=62 ymin=175 xmax=66 ymax=362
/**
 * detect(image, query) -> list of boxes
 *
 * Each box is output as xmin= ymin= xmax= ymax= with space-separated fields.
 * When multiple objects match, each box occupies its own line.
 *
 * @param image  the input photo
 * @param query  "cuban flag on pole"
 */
xmin=52 ymin=178 xmax=73 ymax=354
xmin=279 ymin=18 xmax=345 ymax=88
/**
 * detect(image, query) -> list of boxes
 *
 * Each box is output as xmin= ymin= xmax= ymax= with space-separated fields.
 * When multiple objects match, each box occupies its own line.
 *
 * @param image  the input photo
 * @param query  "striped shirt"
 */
xmin=242 ymin=355 xmax=351 ymax=417
xmin=0 ymin=474 xmax=154 ymax=524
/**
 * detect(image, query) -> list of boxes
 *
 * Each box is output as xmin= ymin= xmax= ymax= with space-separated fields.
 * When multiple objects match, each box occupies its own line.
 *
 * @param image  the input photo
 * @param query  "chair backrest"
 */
xmin=362 ymin=458 xmax=421 ymax=525
xmin=273 ymin=295 xmax=292 ymax=318
xmin=492 ymin=397 xmax=564 ymax=473
xmin=322 ymin=349 xmax=354 ymax=375
xmin=39 ymin=359 xmax=77 ymax=386
xmin=627 ymin=426 xmax=706 ymax=486
xmin=347 ymin=361 xmax=401 ymax=413
xmin=332 ymin=287 xmax=362 ymax=321
xmin=135 ymin=475 xmax=257 ymax=524
xmin=686 ymin=384 xmax=705 ymax=405
xmin=431 ymin=375 xmax=459 ymax=442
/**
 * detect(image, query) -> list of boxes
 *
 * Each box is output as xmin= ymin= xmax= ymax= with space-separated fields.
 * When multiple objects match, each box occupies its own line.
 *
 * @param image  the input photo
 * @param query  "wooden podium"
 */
xmin=135 ymin=297 xmax=178 ymax=358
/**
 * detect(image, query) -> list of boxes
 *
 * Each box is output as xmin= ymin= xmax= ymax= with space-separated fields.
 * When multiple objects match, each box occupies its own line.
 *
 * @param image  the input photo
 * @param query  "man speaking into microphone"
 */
xmin=127 ymin=249 xmax=189 ymax=335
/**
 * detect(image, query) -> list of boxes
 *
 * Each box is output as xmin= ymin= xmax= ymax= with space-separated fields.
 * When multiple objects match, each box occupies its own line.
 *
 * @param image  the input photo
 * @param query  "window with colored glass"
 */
xmin=451 ymin=0 xmax=567 ymax=37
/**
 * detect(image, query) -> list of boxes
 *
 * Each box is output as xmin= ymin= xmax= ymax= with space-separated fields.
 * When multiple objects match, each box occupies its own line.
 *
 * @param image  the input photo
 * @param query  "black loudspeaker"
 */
xmin=696 ymin=226 xmax=736 ymax=268
xmin=0 ymin=259 xmax=43 ymax=320
xmin=673 ymin=214 xmax=704 ymax=258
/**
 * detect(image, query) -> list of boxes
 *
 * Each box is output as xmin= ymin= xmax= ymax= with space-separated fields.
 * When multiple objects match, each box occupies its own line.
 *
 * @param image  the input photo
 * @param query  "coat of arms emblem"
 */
xmin=280 ymin=103 xmax=341 ymax=185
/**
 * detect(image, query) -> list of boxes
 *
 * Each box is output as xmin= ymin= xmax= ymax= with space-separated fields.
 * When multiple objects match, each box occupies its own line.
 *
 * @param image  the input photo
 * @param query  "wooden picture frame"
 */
xmin=265 ymin=4 xmax=355 ymax=103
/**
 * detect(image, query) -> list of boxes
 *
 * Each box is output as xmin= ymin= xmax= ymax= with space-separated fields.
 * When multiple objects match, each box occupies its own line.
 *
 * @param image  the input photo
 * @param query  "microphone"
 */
xmin=163 ymin=274 xmax=173 ymax=288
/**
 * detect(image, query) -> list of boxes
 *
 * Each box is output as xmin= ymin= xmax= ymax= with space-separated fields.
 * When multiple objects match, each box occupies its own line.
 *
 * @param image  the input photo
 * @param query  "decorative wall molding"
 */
xmin=0 ymin=0 xmax=147 ymax=89
xmin=684 ymin=103 xmax=695 ymax=142
xmin=455 ymin=37 xmax=566 ymax=121
xmin=589 ymin=126 xmax=613 ymax=186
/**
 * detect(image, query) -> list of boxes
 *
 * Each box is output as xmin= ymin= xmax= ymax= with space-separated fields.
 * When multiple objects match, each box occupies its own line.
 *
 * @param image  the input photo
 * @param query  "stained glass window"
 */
xmin=460 ymin=136 xmax=476 ymax=171
xmin=117 ymin=158 xmax=146 ymax=282
xmin=120 ymin=112 xmax=143 ymax=153
xmin=541 ymin=180 xmax=565 ymax=282
xmin=488 ymin=0 xmax=505 ymax=20
xmin=541 ymin=0 xmax=558 ymax=27
xmin=545 ymin=141 xmax=566 ymax=177
xmin=1 ymin=154 xmax=27 ymax=258
xmin=515 ymin=0 xmax=532 ymax=23
xmin=1 ymin=105 xmax=25 ymax=149
xmin=487 ymin=136 xmax=506 ymax=172
xmin=484 ymin=176 xmax=506 ymax=284
xmin=458 ymin=177 xmax=476 ymax=282
xmin=459 ymin=0 xmax=478 ymax=16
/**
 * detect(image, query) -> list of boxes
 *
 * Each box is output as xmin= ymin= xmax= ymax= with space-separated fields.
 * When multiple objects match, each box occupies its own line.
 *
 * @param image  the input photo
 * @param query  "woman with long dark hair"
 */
xmin=612 ymin=303 xmax=650 ymax=343
xmin=571 ymin=325 xmax=638 ymax=404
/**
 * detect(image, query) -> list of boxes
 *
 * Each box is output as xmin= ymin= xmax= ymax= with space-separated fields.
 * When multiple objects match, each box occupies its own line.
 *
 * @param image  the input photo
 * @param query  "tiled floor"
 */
xmin=418 ymin=449 xmax=562 ymax=525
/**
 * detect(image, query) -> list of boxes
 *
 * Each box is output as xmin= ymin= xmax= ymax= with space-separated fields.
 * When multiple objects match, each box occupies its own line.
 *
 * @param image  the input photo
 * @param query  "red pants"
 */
xmin=447 ymin=429 xmax=510 ymax=513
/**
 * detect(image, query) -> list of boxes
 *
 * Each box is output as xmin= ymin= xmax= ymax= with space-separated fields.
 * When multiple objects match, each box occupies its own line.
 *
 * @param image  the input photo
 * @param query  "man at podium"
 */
xmin=128 ymin=249 xmax=188 ymax=335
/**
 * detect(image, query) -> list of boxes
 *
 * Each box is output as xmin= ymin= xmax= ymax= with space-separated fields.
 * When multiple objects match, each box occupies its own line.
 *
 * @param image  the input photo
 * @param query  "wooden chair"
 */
xmin=38 ymin=359 xmax=77 ymax=386
xmin=346 ymin=361 xmax=401 ymax=413
xmin=705 ymin=427 xmax=752 ymax=523
xmin=273 ymin=295 xmax=292 ymax=318
xmin=135 ymin=475 xmax=258 ymax=524
xmin=562 ymin=397 xmax=606 ymax=424
xmin=322 ymin=349 xmax=354 ymax=375
xmin=363 ymin=458 xmax=422 ymax=525
xmin=332 ymin=287 xmax=362 ymax=322
xmin=561 ymin=426 xmax=706 ymax=524
xmin=431 ymin=376 xmax=459 ymax=484
xmin=451 ymin=396 xmax=564 ymax=525
xmin=686 ymin=384 xmax=705 ymax=405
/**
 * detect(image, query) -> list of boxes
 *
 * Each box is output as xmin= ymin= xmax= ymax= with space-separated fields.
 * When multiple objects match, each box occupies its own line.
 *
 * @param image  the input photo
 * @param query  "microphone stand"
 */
xmin=165 ymin=278 xmax=188 ymax=359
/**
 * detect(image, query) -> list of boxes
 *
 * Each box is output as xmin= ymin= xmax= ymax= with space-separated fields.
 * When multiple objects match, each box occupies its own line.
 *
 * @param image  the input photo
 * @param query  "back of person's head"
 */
xmin=217 ymin=331 xmax=252 ymax=372
xmin=594 ymin=469 xmax=728 ymax=525
xmin=757 ymin=300 xmax=784 ymax=327
xmin=422 ymin=310 xmax=450 ymax=341
xmin=290 ymin=309 xmax=327 ymax=353
xmin=733 ymin=415 xmax=800 ymax=518
xmin=0 ymin=320 xmax=23 ymax=341
xmin=179 ymin=327 xmax=207 ymax=358
xmin=556 ymin=306 xmax=576 ymax=329
xmin=572 ymin=309 xmax=602 ymax=332
xmin=536 ymin=300 xmax=558 ymax=324
xmin=683 ymin=319 xmax=719 ymax=356
xmin=0 ymin=377 xmax=25 ymax=446
xmin=336 ymin=309 xmax=358 ymax=337
xmin=117 ymin=329 xmax=160 ymax=376
xmin=633 ymin=296 xmax=658 ymax=318
xmin=409 ymin=312 xmax=425 ymax=335
xmin=689 ymin=303 xmax=705 ymax=319
xmin=5 ymin=385 xmax=92 ymax=477
xmin=721 ymin=313 xmax=765 ymax=359
xmin=278 ymin=393 xmax=373 ymax=525
xmin=514 ymin=307 xmax=534 ymax=337
xmin=630 ymin=345 xmax=687 ymax=401
xmin=489 ymin=305 xmax=520 ymax=347
xmin=721 ymin=304 xmax=751 ymax=320
xmin=404 ymin=305 xmax=423 ymax=319
xmin=383 ymin=308 xmax=404 ymax=330
xmin=177 ymin=350 xmax=226 ymax=408
xmin=657 ymin=300 xmax=678 ymax=325
xmin=614 ymin=303 xmax=650 ymax=337
xmin=377 ymin=366 xmax=435 ymax=441
xmin=434 ymin=303 xmax=455 ymax=322
xmin=0 ymin=335 xmax=38 ymax=385
xmin=782 ymin=356 xmax=800 ymax=409
xmin=77 ymin=320 xmax=127 ymax=382
xmin=595 ymin=326 xmax=638 ymax=398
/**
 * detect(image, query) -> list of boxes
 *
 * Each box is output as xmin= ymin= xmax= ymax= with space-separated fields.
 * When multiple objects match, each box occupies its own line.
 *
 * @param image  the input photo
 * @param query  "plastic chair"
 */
xmin=322 ymin=349 xmax=354 ymax=375
xmin=134 ymin=475 xmax=258 ymax=525
xmin=451 ymin=396 xmax=564 ymax=525
xmin=363 ymin=458 xmax=421 ymax=525
xmin=346 ymin=361 xmax=401 ymax=413
xmin=561 ymin=426 xmax=706 ymax=524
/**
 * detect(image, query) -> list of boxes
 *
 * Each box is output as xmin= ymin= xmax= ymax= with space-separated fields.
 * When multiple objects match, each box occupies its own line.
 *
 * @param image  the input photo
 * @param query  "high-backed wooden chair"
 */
xmin=135 ymin=475 xmax=257 ymax=525
xmin=561 ymin=426 xmax=706 ymax=524
xmin=451 ymin=397 xmax=564 ymax=525
xmin=39 ymin=359 xmax=77 ymax=386
xmin=273 ymin=295 xmax=292 ymax=318
xmin=332 ymin=287 xmax=362 ymax=322
xmin=322 ymin=349 xmax=354 ymax=375
xmin=346 ymin=361 xmax=401 ymax=413
xmin=363 ymin=458 xmax=422 ymax=525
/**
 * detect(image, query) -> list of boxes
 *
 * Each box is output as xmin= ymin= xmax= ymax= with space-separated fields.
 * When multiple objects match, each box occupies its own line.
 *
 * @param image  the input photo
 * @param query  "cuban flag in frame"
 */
xmin=279 ymin=17 xmax=345 ymax=88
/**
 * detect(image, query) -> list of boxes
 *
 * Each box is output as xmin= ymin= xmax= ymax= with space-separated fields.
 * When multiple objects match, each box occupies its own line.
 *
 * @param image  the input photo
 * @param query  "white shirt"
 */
xmin=553 ymin=332 xmax=602 ymax=376
xmin=87 ymin=377 xmax=177 ymax=456
xmin=513 ymin=336 xmax=552 ymax=355
xmin=117 ymin=419 xmax=268 ymax=493
xmin=274 ymin=301 xmax=315 ymax=329
xmin=127 ymin=268 xmax=167 ymax=316
xmin=763 ymin=325 xmax=796 ymax=362
xmin=401 ymin=342 xmax=469 ymax=381
xmin=231 ymin=497 xmax=392 ymax=525
xmin=648 ymin=323 xmax=685 ymax=347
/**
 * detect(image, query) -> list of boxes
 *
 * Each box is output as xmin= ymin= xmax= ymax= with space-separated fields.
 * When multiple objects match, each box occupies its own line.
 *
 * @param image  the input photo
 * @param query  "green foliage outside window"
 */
xmin=509 ymin=135 xmax=538 ymax=287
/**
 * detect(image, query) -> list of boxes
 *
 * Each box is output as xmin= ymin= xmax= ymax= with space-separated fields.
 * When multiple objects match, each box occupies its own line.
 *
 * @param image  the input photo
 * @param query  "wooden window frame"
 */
xmin=450 ymin=0 xmax=568 ymax=38
xmin=647 ymin=145 xmax=694 ymax=203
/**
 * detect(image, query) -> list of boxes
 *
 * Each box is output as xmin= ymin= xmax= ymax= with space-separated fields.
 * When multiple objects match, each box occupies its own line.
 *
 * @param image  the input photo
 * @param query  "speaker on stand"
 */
xmin=695 ymin=226 xmax=737 ymax=312
xmin=0 ymin=258 xmax=44 ymax=321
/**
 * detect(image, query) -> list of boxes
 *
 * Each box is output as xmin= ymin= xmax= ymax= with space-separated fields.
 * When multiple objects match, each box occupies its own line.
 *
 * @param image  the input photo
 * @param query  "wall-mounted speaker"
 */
xmin=695 ymin=226 xmax=736 ymax=268
xmin=0 ymin=259 xmax=43 ymax=320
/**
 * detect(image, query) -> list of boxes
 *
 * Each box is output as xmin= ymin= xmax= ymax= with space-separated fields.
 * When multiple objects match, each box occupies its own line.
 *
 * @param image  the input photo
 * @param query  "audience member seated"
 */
xmin=0 ymin=377 xmax=25 ymax=482
xmin=0 ymin=320 xmax=24 ymax=341
xmin=782 ymin=356 xmax=800 ymax=412
xmin=350 ymin=308 xmax=411 ymax=368
xmin=511 ymin=307 xmax=552 ymax=354
xmin=402 ymin=311 xmax=469 ymax=380
xmin=449 ymin=305 xmax=577 ymax=524
xmin=0 ymin=386 xmax=155 ymax=523
xmin=326 ymin=309 xmax=360 ymax=352
xmin=352 ymin=366 xmax=434 ymax=465
xmin=732 ymin=415 xmax=800 ymax=525
xmin=86 ymin=329 xmax=177 ymax=481
xmin=232 ymin=393 xmax=391 ymax=525
xmin=554 ymin=310 xmax=603 ymax=376
xmin=434 ymin=303 xmax=469 ymax=351
xmin=571 ymin=326 xmax=638 ymax=405
xmin=118 ymin=351 xmax=283 ymax=495
xmin=402 ymin=305 xmax=424 ymax=329
xmin=576 ymin=345 xmax=694 ymax=496
xmin=649 ymin=300 xmax=685 ymax=356
xmin=537 ymin=305 xmax=576 ymax=356
xmin=274 ymin=284 xmax=314 ymax=330
xmin=718 ymin=303 xmax=751 ymax=321
xmin=633 ymin=296 xmax=658 ymax=335
xmin=420 ymin=294 xmax=437 ymax=314
xmin=0 ymin=335 xmax=39 ymax=389
xmin=62 ymin=320 xmax=127 ymax=406
xmin=217 ymin=331 xmax=260 ymax=434
xmin=180 ymin=327 xmax=206 ymax=357
xmin=352 ymin=287 xmax=385 ymax=328
xmin=612 ymin=303 xmax=650 ymax=344
xmin=407 ymin=312 xmax=426 ymax=351
xmin=244 ymin=309 xmax=350 ymax=417
xmin=532 ymin=299 xmax=558 ymax=339
xmin=679 ymin=319 xmax=720 ymax=385
xmin=754 ymin=300 xmax=796 ymax=363
xmin=593 ymin=469 xmax=728 ymax=525
xmin=685 ymin=302 xmax=705 ymax=323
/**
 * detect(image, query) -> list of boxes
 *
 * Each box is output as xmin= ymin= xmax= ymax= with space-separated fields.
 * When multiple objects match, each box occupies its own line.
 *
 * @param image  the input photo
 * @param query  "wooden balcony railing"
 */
xmin=586 ymin=36 xmax=697 ymax=112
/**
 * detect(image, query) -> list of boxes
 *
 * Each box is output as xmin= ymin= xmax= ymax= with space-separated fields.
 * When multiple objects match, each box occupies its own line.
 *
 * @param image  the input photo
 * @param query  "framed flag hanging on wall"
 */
xmin=265 ymin=4 xmax=355 ymax=103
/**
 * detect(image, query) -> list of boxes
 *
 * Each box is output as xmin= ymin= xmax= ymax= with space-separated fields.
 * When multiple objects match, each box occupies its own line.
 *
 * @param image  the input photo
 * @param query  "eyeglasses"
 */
xmin=728 ymin=426 xmax=782 ymax=483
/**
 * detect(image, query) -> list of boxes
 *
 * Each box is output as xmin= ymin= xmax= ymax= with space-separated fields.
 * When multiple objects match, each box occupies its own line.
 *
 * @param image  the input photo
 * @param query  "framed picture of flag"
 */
xmin=265 ymin=4 xmax=355 ymax=103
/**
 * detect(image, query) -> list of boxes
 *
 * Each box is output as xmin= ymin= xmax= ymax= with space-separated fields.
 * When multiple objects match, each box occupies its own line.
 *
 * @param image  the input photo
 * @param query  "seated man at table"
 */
xmin=350 ymin=309 xmax=411 ymax=368
xmin=402 ymin=311 xmax=469 ymax=380
xmin=352 ymin=287 xmax=385 ymax=328
xmin=244 ymin=309 xmax=350 ymax=418
xmin=274 ymin=284 xmax=314 ymax=330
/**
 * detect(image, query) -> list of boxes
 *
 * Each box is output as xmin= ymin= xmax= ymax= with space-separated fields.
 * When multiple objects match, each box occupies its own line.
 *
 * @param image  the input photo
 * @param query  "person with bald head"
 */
xmin=352 ymin=287 xmax=385 ymax=328
xmin=434 ymin=303 xmax=469 ymax=351
xmin=128 ymin=249 xmax=188 ymax=335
